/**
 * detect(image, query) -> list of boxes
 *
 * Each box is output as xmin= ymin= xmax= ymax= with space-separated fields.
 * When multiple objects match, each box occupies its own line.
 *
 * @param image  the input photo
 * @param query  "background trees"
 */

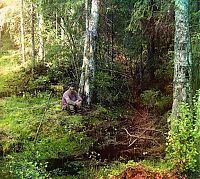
xmin=1 ymin=0 xmax=199 ymax=113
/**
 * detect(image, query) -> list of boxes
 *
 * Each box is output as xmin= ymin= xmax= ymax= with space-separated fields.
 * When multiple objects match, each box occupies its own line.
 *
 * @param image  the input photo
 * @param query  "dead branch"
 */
xmin=122 ymin=128 xmax=161 ymax=147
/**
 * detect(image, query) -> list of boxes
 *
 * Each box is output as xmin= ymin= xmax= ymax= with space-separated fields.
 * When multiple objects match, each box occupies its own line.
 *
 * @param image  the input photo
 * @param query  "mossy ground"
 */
xmin=0 ymin=93 xmax=93 ymax=177
xmin=0 ymin=29 xmax=185 ymax=179
xmin=0 ymin=92 xmax=175 ymax=178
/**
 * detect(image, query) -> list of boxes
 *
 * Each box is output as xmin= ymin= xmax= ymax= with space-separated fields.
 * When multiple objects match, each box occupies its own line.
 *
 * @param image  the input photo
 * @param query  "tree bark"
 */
xmin=20 ymin=0 xmax=25 ymax=65
xmin=197 ymin=1 xmax=200 ymax=11
xmin=172 ymin=0 xmax=192 ymax=117
xmin=55 ymin=10 xmax=58 ymax=40
xmin=79 ymin=0 xmax=100 ymax=106
xmin=147 ymin=35 xmax=155 ymax=82
xmin=61 ymin=17 xmax=65 ymax=43
xmin=38 ymin=0 xmax=44 ymax=63
xmin=31 ymin=1 xmax=35 ymax=68
xmin=197 ymin=92 xmax=200 ymax=168
xmin=147 ymin=0 xmax=156 ymax=82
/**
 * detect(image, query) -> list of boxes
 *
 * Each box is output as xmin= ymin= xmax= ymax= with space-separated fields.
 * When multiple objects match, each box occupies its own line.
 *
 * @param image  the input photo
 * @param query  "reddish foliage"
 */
xmin=114 ymin=165 xmax=186 ymax=179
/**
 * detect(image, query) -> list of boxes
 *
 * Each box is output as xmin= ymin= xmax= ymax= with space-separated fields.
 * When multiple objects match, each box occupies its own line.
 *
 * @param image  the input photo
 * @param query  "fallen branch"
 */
xmin=123 ymin=128 xmax=161 ymax=147
xmin=34 ymin=91 xmax=52 ymax=144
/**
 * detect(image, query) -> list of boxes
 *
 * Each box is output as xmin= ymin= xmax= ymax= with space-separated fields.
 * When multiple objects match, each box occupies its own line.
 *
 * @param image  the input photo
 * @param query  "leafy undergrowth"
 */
xmin=0 ymin=93 xmax=92 ymax=154
xmin=0 ymin=93 xmax=178 ymax=178
xmin=0 ymin=93 xmax=92 ymax=177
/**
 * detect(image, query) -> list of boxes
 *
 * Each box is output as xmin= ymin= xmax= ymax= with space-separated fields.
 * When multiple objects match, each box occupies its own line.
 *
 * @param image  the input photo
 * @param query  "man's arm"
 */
xmin=75 ymin=92 xmax=82 ymax=108
xmin=75 ymin=92 xmax=82 ymax=102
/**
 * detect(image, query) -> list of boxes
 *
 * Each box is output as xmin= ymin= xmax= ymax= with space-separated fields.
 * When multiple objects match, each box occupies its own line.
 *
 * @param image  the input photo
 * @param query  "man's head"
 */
xmin=68 ymin=82 xmax=75 ymax=93
xmin=69 ymin=86 xmax=75 ymax=92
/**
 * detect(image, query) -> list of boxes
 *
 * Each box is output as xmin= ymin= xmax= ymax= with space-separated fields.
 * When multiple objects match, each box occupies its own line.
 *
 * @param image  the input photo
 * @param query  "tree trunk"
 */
xmin=197 ymin=92 xmax=200 ymax=166
xmin=147 ymin=35 xmax=155 ymax=82
xmin=38 ymin=0 xmax=44 ymax=63
xmin=197 ymin=92 xmax=200 ymax=169
xmin=55 ymin=10 xmax=58 ymax=40
xmin=20 ymin=0 xmax=25 ymax=65
xmin=147 ymin=0 xmax=156 ymax=82
xmin=79 ymin=0 xmax=100 ymax=106
xmin=31 ymin=1 xmax=35 ymax=68
xmin=172 ymin=0 xmax=192 ymax=117
xmin=193 ymin=1 xmax=200 ymax=91
xmin=197 ymin=1 xmax=200 ymax=11
xmin=61 ymin=17 xmax=65 ymax=43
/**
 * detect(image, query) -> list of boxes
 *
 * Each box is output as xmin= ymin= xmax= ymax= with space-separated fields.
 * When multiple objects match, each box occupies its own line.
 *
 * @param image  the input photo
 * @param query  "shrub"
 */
xmin=141 ymin=89 xmax=160 ymax=108
xmin=140 ymin=89 xmax=172 ymax=113
xmin=194 ymin=90 xmax=200 ymax=172
xmin=166 ymin=100 xmax=199 ymax=172
xmin=95 ymin=71 xmax=128 ymax=106
xmin=8 ymin=155 xmax=48 ymax=179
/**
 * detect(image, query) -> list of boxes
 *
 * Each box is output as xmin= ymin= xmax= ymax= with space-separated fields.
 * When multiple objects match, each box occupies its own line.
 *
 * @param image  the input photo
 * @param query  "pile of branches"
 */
xmin=90 ymin=109 xmax=167 ymax=161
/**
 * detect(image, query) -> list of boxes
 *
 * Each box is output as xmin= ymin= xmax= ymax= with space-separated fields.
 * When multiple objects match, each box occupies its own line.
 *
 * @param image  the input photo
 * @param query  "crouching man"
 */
xmin=61 ymin=85 xmax=82 ymax=114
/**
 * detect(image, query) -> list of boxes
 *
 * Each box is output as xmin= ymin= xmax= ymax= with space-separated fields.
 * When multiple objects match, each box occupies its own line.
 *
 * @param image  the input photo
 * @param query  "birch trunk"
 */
xmin=31 ymin=1 xmax=35 ymax=68
xmin=55 ymin=10 xmax=58 ymax=40
xmin=60 ymin=16 xmax=65 ymax=66
xmin=172 ymin=0 xmax=192 ymax=117
xmin=20 ymin=0 xmax=25 ymax=65
xmin=79 ymin=0 xmax=100 ymax=106
xmin=61 ymin=17 xmax=65 ymax=42
xmin=38 ymin=0 xmax=44 ymax=63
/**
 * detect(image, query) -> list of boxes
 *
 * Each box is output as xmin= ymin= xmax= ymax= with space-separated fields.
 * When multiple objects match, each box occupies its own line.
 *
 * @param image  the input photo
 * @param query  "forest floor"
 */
xmin=0 ymin=18 xmax=195 ymax=179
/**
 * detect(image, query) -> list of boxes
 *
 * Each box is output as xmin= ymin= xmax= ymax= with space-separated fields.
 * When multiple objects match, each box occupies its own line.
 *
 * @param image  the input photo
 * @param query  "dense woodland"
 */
xmin=0 ymin=0 xmax=200 ymax=178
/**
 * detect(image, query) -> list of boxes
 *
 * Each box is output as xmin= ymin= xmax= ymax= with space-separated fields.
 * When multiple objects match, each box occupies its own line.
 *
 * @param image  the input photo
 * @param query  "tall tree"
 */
xmin=20 ymin=0 xmax=25 ymax=65
xmin=191 ymin=0 xmax=200 ymax=92
xmin=31 ymin=1 xmax=35 ymax=68
xmin=172 ymin=0 xmax=192 ymax=117
xmin=79 ymin=0 xmax=100 ymax=106
xmin=197 ymin=91 xmax=200 ymax=169
xmin=38 ymin=0 xmax=45 ymax=63
xmin=147 ymin=0 xmax=156 ymax=82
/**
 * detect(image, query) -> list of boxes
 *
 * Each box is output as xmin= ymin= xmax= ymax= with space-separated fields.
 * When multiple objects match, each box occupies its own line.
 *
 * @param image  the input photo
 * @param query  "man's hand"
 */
xmin=75 ymin=100 xmax=82 ymax=108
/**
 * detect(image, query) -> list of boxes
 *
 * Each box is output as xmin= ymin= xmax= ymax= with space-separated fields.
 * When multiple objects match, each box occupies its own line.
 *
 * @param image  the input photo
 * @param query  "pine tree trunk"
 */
xmin=147 ymin=0 xmax=156 ymax=82
xmin=147 ymin=36 xmax=155 ymax=82
xmin=195 ymin=1 xmax=200 ymax=91
xmin=20 ymin=0 xmax=25 ymax=65
xmin=172 ymin=0 xmax=192 ymax=117
xmin=79 ymin=0 xmax=100 ymax=106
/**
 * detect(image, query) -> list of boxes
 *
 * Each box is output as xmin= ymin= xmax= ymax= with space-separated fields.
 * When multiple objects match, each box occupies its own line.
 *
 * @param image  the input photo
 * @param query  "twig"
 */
xmin=123 ymin=127 xmax=161 ymax=147
xmin=34 ymin=91 xmax=52 ymax=144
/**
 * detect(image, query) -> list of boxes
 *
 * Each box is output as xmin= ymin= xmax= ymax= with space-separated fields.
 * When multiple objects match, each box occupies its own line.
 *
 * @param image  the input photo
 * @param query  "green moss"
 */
xmin=140 ymin=159 xmax=174 ymax=173
xmin=1 ymin=99 xmax=92 ymax=174
xmin=0 ymin=51 xmax=20 ymax=91
xmin=88 ymin=159 xmax=174 ymax=178
xmin=0 ymin=93 xmax=176 ymax=178
xmin=96 ymin=161 xmax=129 ymax=178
